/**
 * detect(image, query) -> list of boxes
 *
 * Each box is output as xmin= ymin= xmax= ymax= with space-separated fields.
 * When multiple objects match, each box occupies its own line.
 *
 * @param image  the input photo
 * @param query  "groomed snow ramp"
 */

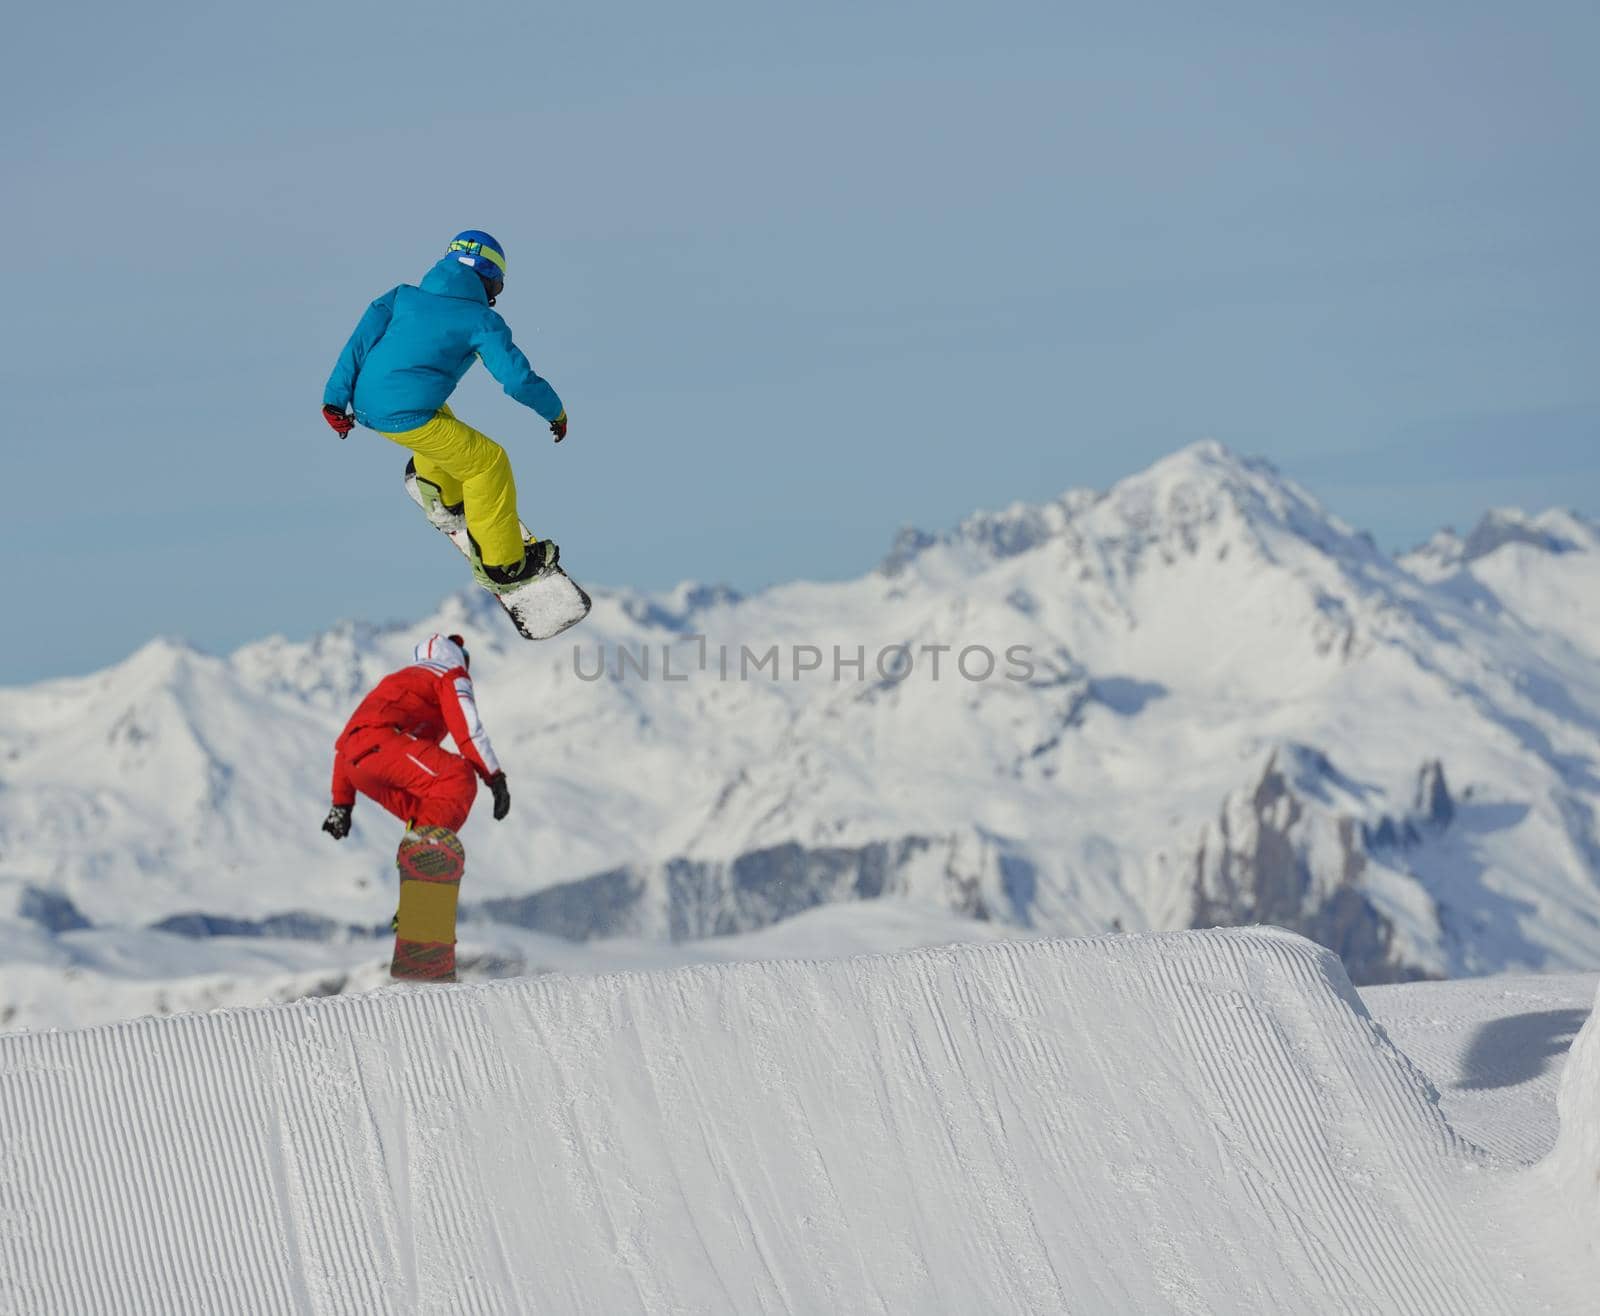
xmin=0 ymin=930 xmax=1565 ymax=1314
xmin=1538 ymin=980 xmax=1600 ymax=1255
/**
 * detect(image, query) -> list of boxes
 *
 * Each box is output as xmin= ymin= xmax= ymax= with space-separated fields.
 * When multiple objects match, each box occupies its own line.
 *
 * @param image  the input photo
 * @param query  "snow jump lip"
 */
xmin=0 ymin=927 xmax=1586 ymax=1314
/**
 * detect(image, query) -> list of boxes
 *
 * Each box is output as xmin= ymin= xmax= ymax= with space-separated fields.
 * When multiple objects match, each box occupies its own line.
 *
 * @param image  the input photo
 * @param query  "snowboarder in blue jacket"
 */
xmin=322 ymin=231 xmax=568 ymax=592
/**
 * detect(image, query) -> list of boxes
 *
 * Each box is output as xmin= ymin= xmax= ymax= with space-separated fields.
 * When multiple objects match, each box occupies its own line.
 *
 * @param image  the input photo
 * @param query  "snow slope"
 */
xmin=1363 ymin=971 xmax=1598 ymax=1164
xmin=0 ymin=900 xmax=1022 ymax=1034
xmin=0 ymin=929 xmax=1589 ymax=1314
xmin=1535 ymin=978 xmax=1600 ymax=1266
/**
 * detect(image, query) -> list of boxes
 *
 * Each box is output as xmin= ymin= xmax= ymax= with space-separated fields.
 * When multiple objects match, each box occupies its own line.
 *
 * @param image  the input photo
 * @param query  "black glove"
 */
xmin=488 ymin=772 xmax=511 ymax=821
xmin=322 ymin=804 xmax=352 ymax=840
xmin=550 ymin=410 xmax=567 ymax=443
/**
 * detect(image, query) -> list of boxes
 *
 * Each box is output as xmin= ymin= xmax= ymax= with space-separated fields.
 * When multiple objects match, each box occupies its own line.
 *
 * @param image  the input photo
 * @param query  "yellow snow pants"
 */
xmin=381 ymin=404 xmax=523 ymax=568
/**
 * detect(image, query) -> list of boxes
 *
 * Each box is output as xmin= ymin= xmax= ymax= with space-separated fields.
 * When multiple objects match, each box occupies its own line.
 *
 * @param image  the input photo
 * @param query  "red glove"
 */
xmin=550 ymin=410 xmax=568 ymax=443
xmin=322 ymin=404 xmax=354 ymax=438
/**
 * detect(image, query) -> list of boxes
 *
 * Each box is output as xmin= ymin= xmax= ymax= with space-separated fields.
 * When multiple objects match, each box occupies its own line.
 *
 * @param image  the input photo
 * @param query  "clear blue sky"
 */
xmin=1 ymin=1 xmax=1595 ymax=683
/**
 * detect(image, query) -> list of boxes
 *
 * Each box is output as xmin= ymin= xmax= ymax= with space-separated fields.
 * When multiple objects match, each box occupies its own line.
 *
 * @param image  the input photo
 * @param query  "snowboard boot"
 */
xmin=403 ymin=458 xmax=467 ymax=534
xmin=475 ymin=535 xmax=561 ymax=596
xmin=391 ymin=825 xmax=465 ymax=982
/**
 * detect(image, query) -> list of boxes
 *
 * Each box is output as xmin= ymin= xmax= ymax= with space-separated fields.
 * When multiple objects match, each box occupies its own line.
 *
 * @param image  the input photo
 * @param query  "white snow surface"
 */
xmin=1 ymin=928 xmax=1595 ymax=1315
xmin=0 ymin=900 xmax=1021 ymax=1034
xmin=1537 ymin=980 xmax=1600 ymax=1260
xmin=1362 ymin=971 xmax=1598 ymax=1164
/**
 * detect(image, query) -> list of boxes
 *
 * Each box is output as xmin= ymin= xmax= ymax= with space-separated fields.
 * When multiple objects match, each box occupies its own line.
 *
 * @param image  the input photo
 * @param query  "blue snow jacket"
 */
xmin=324 ymin=257 xmax=564 ymax=433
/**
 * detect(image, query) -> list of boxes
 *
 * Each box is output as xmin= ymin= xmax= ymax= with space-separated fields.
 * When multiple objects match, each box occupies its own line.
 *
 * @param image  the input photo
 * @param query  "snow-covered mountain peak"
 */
xmin=1103 ymin=441 xmax=1377 ymax=563
xmin=879 ymin=497 xmax=1078 ymax=576
xmin=880 ymin=441 xmax=1376 ymax=589
xmin=1395 ymin=506 xmax=1600 ymax=657
xmin=1464 ymin=508 xmax=1579 ymax=560
xmin=4 ymin=442 xmax=1600 ymax=992
xmin=86 ymin=635 xmax=207 ymax=696
xmin=617 ymin=581 xmax=745 ymax=633
xmin=1405 ymin=507 xmax=1598 ymax=581
xmin=1402 ymin=528 xmax=1467 ymax=580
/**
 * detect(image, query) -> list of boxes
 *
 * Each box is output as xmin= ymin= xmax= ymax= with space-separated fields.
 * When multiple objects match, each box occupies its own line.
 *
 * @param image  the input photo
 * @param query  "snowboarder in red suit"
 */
xmin=320 ymin=633 xmax=511 ymax=839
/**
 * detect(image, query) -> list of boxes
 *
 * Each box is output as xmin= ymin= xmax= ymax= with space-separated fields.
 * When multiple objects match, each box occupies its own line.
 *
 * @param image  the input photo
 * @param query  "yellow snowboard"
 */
xmin=392 ymin=825 xmax=465 ymax=982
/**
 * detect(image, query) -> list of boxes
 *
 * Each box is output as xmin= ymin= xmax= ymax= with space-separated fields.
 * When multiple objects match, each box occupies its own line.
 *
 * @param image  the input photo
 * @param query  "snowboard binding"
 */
xmin=480 ymin=536 xmax=560 ymax=594
xmin=400 ymin=461 xmax=592 ymax=640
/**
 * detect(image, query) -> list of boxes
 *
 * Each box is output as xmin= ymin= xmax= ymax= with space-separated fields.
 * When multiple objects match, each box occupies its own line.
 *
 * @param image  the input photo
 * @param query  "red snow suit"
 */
xmin=330 ymin=634 xmax=501 ymax=832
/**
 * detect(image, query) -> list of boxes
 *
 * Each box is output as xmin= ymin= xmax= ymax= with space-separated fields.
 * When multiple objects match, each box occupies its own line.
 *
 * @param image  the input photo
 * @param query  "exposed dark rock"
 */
xmin=18 ymin=886 xmax=92 ymax=933
xmin=957 ymin=508 xmax=1060 ymax=560
xmin=1006 ymin=587 xmax=1039 ymax=616
xmin=1190 ymin=751 xmax=1434 ymax=985
xmin=881 ymin=504 xmax=1067 ymax=575
xmin=879 ymin=527 xmax=939 ymax=576
xmin=1363 ymin=760 xmax=1454 ymax=853
xmin=150 ymin=911 xmax=367 ymax=940
xmin=471 ymin=836 xmax=995 ymax=943
xmin=1462 ymin=512 xmax=1574 ymax=563
xmin=620 ymin=585 xmax=744 ymax=632
xmin=1414 ymin=760 xmax=1454 ymax=829
xmin=473 ymin=867 xmax=647 ymax=941
xmin=135 ymin=834 xmax=1002 ymax=951
xmin=1364 ymin=816 xmax=1423 ymax=851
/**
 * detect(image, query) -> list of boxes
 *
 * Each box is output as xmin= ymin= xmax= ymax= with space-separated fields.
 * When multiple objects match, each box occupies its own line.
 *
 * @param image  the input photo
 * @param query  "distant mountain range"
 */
xmin=5 ymin=440 xmax=1600 ymax=1020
